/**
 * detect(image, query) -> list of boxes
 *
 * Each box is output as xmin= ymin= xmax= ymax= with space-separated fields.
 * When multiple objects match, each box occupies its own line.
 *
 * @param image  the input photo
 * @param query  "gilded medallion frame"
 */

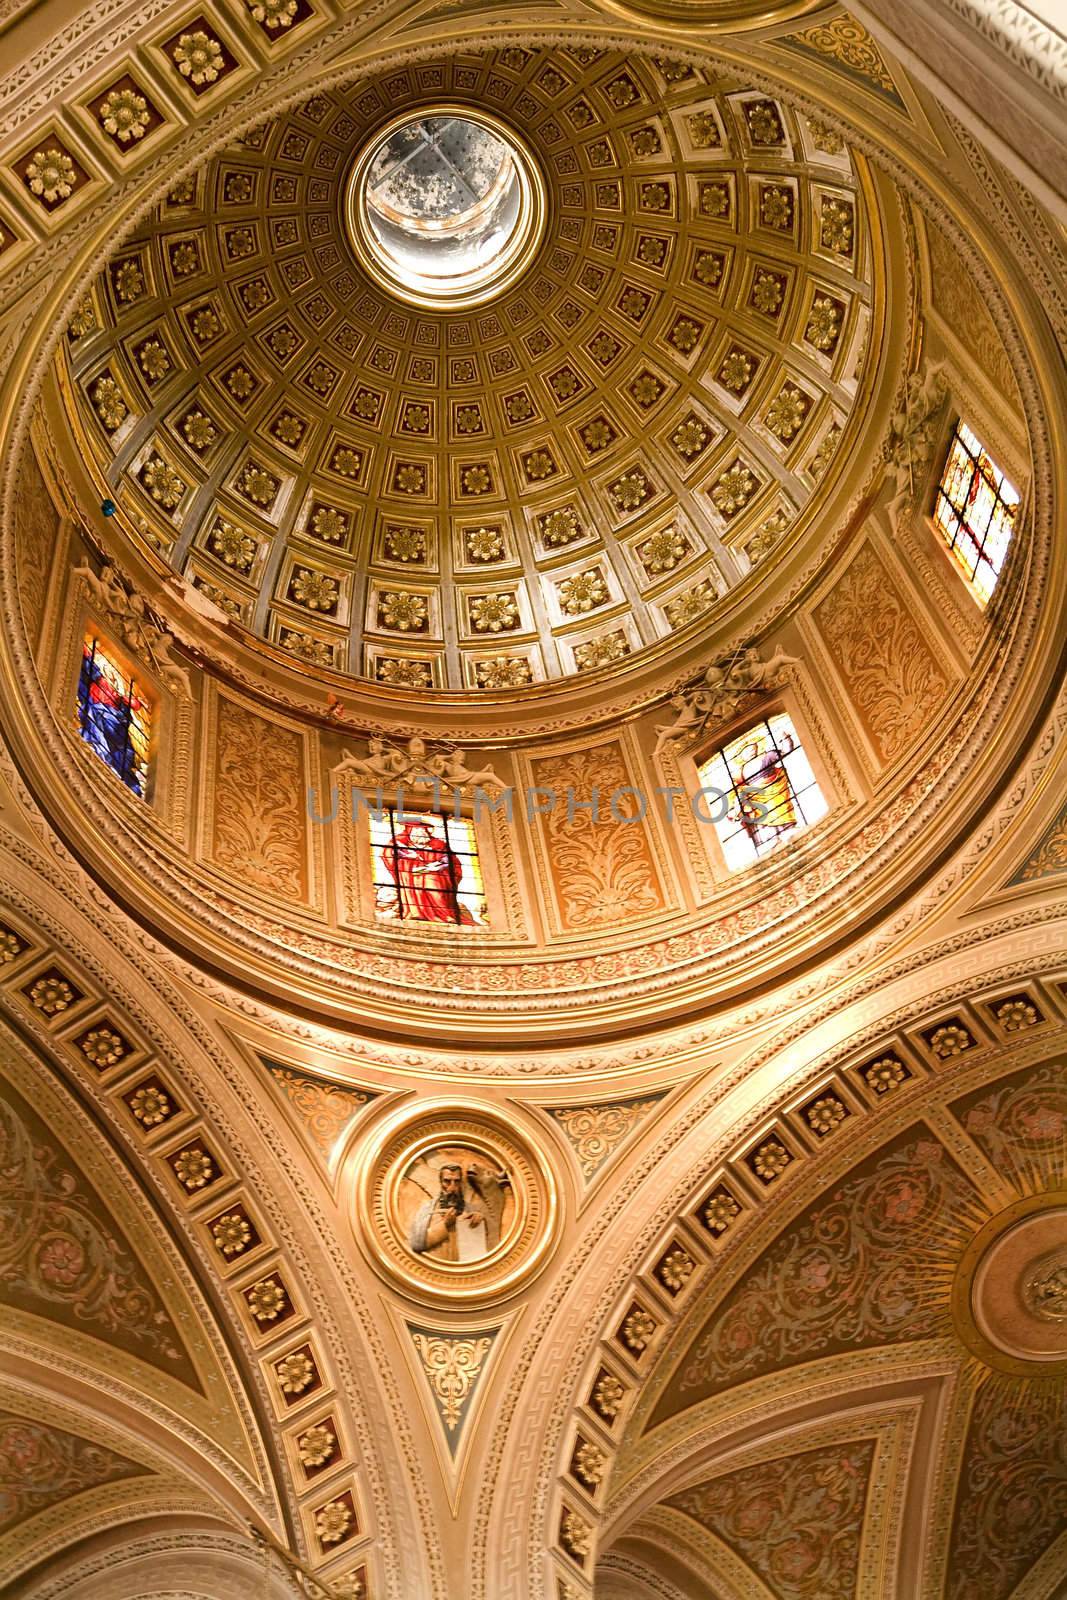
xmin=354 ymin=1101 xmax=559 ymax=1303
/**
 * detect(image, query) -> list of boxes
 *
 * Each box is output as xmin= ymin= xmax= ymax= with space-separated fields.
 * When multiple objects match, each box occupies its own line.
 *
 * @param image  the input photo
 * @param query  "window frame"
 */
xmin=367 ymin=804 xmax=490 ymax=929
xmin=688 ymin=702 xmax=833 ymax=875
xmin=76 ymin=630 xmax=156 ymax=800
xmin=930 ymin=416 xmax=1021 ymax=606
xmin=340 ymin=778 xmax=525 ymax=942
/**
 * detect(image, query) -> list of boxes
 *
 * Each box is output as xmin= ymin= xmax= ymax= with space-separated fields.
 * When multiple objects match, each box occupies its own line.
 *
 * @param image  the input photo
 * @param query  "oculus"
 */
xmin=344 ymin=108 xmax=546 ymax=308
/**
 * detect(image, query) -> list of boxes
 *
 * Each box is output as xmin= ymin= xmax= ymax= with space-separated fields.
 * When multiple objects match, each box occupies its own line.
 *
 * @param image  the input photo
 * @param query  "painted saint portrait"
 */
xmin=369 ymin=810 xmax=488 ymax=926
xmin=398 ymin=1147 xmax=514 ymax=1265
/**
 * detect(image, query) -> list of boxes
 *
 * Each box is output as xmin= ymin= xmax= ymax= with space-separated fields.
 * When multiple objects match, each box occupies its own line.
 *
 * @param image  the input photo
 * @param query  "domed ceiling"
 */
xmin=62 ymin=44 xmax=875 ymax=691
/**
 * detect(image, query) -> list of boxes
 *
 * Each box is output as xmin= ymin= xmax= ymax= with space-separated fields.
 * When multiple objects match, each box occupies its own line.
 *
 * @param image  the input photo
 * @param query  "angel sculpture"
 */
xmin=653 ymin=645 xmax=799 ymax=754
xmin=332 ymin=738 xmax=408 ymax=786
xmin=333 ymin=735 xmax=507 ymax=794
xmin=654 ymin=693 xmax=709 ymax=755
xmin=426 ymin=746 xmax=507 ymax=793
xmin=885 ymin=361 xmax=947 ymax=498
xmin=73 ymin=560 xmax=130 ymax=620
xmin=118 ymin=589 xmax=156 ymax=656
xmin=148 ymin=631 xmax=195 ymax=700
xmin=74 ymin=560 xmax=195 ymax=699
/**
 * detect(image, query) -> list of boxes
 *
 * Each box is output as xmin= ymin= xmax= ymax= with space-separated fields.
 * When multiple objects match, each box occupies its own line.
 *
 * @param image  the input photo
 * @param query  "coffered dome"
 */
xmin=62 ymin=44 xmax=878 ymax=691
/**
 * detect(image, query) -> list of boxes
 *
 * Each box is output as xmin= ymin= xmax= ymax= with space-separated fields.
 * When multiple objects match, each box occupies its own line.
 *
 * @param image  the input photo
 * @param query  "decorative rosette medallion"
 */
xmin=954 ymin=1192 xmax=1067 ymax=1374
xmin=354 ymin=1102 xmax=559 ymax=1303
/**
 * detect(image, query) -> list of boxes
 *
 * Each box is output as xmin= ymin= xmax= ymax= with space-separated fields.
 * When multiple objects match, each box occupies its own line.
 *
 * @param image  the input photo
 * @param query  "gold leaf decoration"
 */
xmin=1009 ymin=795 xmax=1067 ymax=884
xmin=265 ymin=1061 xmax=373 ymax=1163
xmin=548 ymin=1094 xmax=664 ymax=1181
xmin=0 ymin=1411 xmax=147 ymax=1532
xmin=814 ymin=542 xmax=952 ymax=765
xmin=784 ymin=16 xmax=904 ymax=107
xmin=209 ymin=696 xmax=307 ymax=899
xmin=409 ymin=1325 xmax=497 ymax=1454
xmin=529 ymin=742 xmax=667 ymax=930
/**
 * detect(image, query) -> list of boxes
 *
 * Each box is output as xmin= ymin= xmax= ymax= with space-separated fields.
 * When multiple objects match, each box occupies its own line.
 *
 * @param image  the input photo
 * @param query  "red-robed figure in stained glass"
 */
xmin=381 ymin=820 xmax=476 ymax=924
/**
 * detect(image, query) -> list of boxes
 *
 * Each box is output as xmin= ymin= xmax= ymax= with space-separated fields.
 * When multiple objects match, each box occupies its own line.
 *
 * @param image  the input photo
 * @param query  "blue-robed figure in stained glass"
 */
xmin=77 ymin=635 xmax=151 ymax=796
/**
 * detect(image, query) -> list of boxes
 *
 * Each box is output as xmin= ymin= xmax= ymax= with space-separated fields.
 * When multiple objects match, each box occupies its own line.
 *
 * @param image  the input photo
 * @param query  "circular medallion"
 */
xmin=355 ymin=1103 xmax=558 ymax=1302
xmin=953 ymin=1194 xmax=1067 ymax=1373
xmin=344 ymin=107 xmax=547 ymax=309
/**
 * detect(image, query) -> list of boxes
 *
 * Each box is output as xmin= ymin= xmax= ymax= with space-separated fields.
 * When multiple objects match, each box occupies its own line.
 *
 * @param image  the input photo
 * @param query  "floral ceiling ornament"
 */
xmin=129 ymin=1083 xmax=170 ymax=1125
xmin=72 ymin=560 xmax=194 ymax=697
xmin=653 ymin=643 xmax=798 ymax=753
xmin=290 ymin=569 xmax=337 ymax=613
xmin=174 ymin=1147 xmax=214 ymax=1189
xmin=173 ymin=30 xmax=225 ymax=86
xmin=995 ymin=997 xmax=1040 ymax=1030
xmin=249 ymin=0 xmax=298 ymax=26
xmin=703 ymin=1188 xmax=741 ymax=1234
xmin=90 ymin=376 xmax=127 ymax=433
xmin=411 ymin=1331 xmax=493 ymax=1431
xmin=99 ymin=87 xmax=151 ymax=142
xmin=247 ymin=1275 xmax=287 ymax=1321
xmin=141 ymin=456 xmax=184 ymax=509
xmin=573 ymin=1438 xmax=606 ymax=1488
xmin=332 ymin=734 xmax=505 ymax=793
xmin=25 ymin=146 xmax=76 ymax=204
xmin=574 ymin=631 xmax=628 ymax=670
xmin=29 ymin=975 xmax=74 ymax=1014
xmin=474 ymin=655 xmax=532 ymax=689
xmin=297 ymin=1422 xmax=336 ymax=1467
xmin=375 ymin=657 xmax=431 ymax=689
xmin=314 ymin=1498 xmax=352 ymax=1544
xmin=470 ymin=593 xmax=520 ymax=633
xmin=560 ymin=1506 xmax=591 ymax=1561
xmin=638 ymin=527 xmax=687 ymax=574
xmin=275 ymin=1350 xmax=316 ymax=1394
xmin=79 ymin=1026 xmax=126 ymax=1067
xmin=592 ymin=1371 xmax=626 ymax=1419
xmin=658 ymin=1245 xmax=696 ymax=1294
xmin=282 ymin=631 xmax=333 ymax=667
xmin=621 ymin=1306 xmax=656 ymax=1352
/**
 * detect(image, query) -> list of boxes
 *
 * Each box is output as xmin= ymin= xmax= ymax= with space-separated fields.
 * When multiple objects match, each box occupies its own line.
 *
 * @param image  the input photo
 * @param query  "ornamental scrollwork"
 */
xmin=653 ymin=644 xmax=799 ymax=754
xmin=411 ymin=1332 xmax=493 ymax=1431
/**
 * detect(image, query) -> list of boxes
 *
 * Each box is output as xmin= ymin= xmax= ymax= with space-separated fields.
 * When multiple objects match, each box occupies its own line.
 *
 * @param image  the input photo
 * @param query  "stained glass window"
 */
xmin=77 ymin=635 xmax=152 ymax=796
xmin=369 ymin=809 xmax=488 ymax=926
xmin=696 ymin=711 xmax=827 ymax=871
xmin=933 ymin=420 xmax=1019 ymax=604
